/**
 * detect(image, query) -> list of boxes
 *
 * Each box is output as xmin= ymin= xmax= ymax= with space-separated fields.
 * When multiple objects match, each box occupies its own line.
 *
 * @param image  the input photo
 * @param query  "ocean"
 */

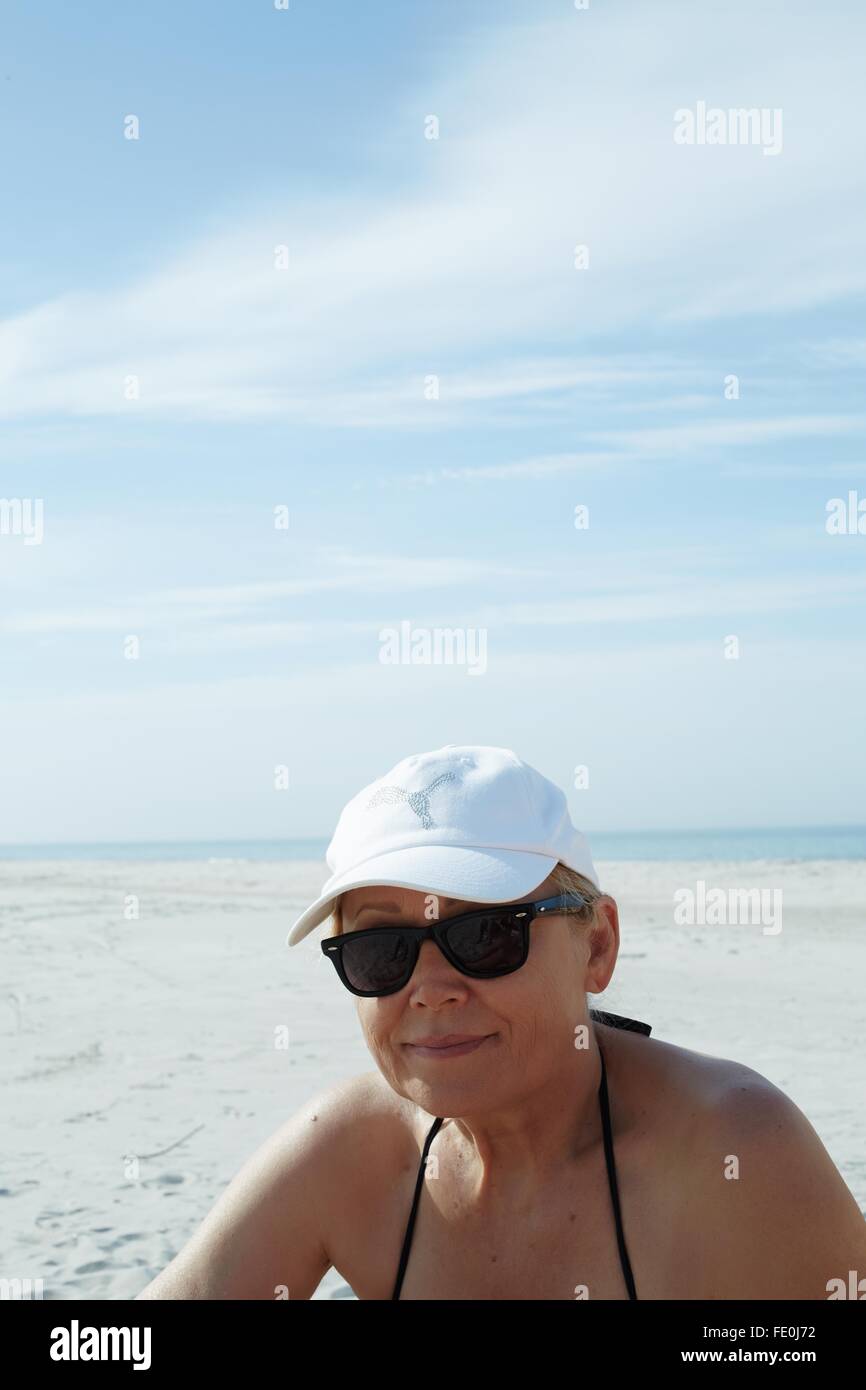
xmin=0 ymin=826 xmax=863 ymax=861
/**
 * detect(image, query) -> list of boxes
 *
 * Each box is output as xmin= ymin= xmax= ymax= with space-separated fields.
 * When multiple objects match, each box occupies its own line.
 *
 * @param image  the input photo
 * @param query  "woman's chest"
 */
xmin=332 ymin=1128 xmax=691 ymax=1301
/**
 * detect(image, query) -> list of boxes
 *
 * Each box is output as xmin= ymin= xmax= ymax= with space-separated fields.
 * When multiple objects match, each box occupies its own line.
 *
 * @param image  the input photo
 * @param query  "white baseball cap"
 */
xmin=285 ymin=743 xmax=599 ymax=947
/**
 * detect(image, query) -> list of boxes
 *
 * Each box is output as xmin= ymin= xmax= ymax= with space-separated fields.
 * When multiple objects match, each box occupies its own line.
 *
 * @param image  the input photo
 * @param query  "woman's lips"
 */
xmin=405 ymin=1035 xmax=493 ymax=1059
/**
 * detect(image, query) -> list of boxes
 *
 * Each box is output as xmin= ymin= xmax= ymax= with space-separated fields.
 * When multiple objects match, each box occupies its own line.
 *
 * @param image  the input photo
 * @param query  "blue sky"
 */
xmin=1 ymin=0 xmax=865 ymax=842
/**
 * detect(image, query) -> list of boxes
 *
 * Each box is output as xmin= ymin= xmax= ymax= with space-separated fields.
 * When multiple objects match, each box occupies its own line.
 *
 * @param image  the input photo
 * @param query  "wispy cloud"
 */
xmin=807 ymin=339 xmax=866 ymax=368
xmin=2 ymin=5 xmax=866 ymax=428
xmin=0 ymin=549 xmax=555 ymax=635
xmin=5 ymin=543 xmax=864 ymax=647
xmin=392 ymin=450 xmax=628 ymax=486
xmin=590 ymin=416 xmax=866 ymax=454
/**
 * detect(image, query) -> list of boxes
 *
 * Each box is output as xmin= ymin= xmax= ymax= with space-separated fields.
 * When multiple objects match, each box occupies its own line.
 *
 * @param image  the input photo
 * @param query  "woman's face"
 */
xmin=338 ymin=874 xmax=619 ymax=1113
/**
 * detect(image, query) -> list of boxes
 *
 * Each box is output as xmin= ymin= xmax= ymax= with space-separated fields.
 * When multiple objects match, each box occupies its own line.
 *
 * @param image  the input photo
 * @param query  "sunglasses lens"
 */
xmin=446 ymin=910 xmax=526 ymax=973
xmin=336 ymin=909 xmax=528 ymax=994
xmin=341 ymin=932 xmax=414 ymax=994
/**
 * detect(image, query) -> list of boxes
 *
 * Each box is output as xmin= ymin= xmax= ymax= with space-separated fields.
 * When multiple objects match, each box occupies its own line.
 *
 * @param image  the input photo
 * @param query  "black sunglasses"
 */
xmin=320 ymin=893 xmax=593 ymax=998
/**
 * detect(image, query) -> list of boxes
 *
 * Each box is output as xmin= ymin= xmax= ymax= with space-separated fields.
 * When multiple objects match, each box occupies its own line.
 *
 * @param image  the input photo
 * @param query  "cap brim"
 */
xmin=285 ymin=844 xmax=560 ymax=946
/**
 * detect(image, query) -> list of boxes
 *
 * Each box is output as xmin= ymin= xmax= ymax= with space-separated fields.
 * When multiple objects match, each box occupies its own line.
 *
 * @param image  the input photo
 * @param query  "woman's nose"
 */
xmin=407 ymin=938 xmax=469 ymax=997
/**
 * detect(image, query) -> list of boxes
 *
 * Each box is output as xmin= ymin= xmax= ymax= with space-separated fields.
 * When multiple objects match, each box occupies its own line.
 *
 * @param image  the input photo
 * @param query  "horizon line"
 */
xmin=0 ymin=823 xmax=863 ymax=849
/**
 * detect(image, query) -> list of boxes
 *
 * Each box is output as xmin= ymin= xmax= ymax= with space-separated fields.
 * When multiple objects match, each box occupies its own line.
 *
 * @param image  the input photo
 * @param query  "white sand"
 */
xmin=1 ymin=856 xmax=864 ymax=1301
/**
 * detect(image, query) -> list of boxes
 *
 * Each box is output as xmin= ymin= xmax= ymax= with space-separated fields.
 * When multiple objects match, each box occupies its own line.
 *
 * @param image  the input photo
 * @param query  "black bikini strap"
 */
xmin=597 ymin=1041 xmax=639 ymax=1300
xmin=391 ymin=1114 xmax=444 ymax=1300
xmin=589 ymin=1007 xmax=652 ymax=1036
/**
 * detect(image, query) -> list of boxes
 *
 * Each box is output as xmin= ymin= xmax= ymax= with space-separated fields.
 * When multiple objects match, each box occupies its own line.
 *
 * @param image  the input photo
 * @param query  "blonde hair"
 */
xmin=326 ymin=861 xmax=603 ymax=939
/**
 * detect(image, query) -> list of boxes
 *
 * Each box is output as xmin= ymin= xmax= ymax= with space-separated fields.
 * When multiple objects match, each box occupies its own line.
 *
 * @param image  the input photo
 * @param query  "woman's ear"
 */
xmin=583 ymin=895 xmax=620 ymax=995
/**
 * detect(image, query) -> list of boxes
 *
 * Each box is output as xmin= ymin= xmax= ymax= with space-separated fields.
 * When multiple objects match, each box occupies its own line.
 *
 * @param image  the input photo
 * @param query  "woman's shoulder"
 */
xmin=299 ymin=1069 xmax=422 ymax=1179
xmin=135 ymin=1071 xmax=405 ymax=1300
xmin=604 ymin=1013 xmax=811 ymax=1095
xmin=596 ymin=1017 xmax=828 ymax=1168
xmin=597 ymin=1017 xmax=773 ymax=1126
xmin=626 ymin=1027 xmax=844 ymax=1183
xmin=291 ymin=1070 xmax=431 ymax=1294
xmin=605 ymin=1024 xmax=866 ymax=1296
xmin=269 ymin=1070 xmax=408 ymax=1186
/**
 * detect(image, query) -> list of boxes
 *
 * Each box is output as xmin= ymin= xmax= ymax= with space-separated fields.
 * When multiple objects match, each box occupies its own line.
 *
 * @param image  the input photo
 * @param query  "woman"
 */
xmin=137 ymin=744 xmax=866 ymax=1300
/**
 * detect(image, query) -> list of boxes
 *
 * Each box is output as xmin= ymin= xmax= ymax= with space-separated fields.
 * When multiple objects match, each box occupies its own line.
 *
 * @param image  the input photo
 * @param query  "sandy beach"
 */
xmin=1 ymin=855 xmax=864 ymax=1300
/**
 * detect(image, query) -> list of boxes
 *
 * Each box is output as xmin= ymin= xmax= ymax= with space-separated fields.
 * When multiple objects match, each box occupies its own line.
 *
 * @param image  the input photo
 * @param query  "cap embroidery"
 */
xmin=365 ymin=771 xmax=457 ymax=829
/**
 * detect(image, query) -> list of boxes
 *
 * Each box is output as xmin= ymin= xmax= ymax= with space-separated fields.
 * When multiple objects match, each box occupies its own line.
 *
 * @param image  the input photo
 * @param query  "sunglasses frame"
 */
xmin=320 ymin=892 xmax=593 ymax=997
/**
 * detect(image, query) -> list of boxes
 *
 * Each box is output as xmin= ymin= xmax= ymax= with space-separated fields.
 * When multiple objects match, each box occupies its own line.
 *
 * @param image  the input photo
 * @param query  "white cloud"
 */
xmin=1 ymin=4 xmax=865 ymax=426
xmin=0 ymin=548 xmax=556 ymax=636
xmin=807 ymin=339 xmax=866 ymax=368
xmin=5 ymin=541 xmax=864 ymax=647
xmin=591 ymin=416 xmax=866 ymax=454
